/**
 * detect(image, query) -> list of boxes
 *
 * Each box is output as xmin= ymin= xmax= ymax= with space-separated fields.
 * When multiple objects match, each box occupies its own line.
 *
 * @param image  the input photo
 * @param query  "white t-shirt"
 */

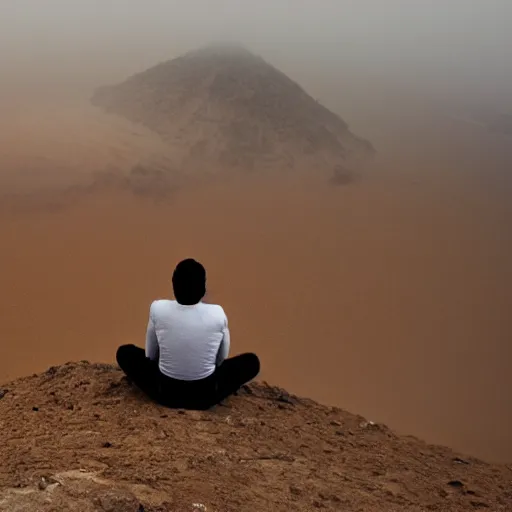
xmin=145 ymin=299 xmax=230 ymax=381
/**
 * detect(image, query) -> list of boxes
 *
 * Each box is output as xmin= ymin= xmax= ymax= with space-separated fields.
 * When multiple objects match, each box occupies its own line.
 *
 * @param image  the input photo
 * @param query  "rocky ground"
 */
xmin=0 ymin=362 xmax=510 ymax=511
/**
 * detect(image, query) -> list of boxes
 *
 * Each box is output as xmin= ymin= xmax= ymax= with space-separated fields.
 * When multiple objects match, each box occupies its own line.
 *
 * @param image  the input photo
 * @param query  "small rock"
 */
xmin=318 ymin=491 xmax=341 ymax=502
xmin=448 ymin=480 xmax=464 ymax=488
xmin=276 ymin=394 xmax=294 ymax=405
xmin=102 ymin=442 xmax=113 ymax=448
xmin=46 ymin=482 xmax=61 ymax=493
xmin=192 ymin=504 xmax=207 ymax=511
xmin=160 ymin=414 xmax=168 ymax=418
xmin=0 ymin=389 xmax=7 ymax=399
xmin=38 ymin=477 xmax=49 ymax=490
xmin=32 ymin=406 xmax=39 ymax=412
xmin=330 ymin=420 xmax=342 ymax=427
xmin=290 ymin=485 xmax=302 ymax=496
xmin=241 ymin=385 xmax=253 ymax=395
xmin=470 ymin=501 xmax=489 ymax=509
xmin=38 ymin=476 xmax=58 ymax=491
xmin=93 ymin=489 xmax=142 ymax=512
xmin=453 ymin=457 xmax=470 ymax=465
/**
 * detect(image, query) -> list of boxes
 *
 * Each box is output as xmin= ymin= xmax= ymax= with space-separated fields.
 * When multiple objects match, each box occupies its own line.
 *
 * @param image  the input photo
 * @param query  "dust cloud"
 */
xmin=1 ymin=1 xmax=512 ymax=464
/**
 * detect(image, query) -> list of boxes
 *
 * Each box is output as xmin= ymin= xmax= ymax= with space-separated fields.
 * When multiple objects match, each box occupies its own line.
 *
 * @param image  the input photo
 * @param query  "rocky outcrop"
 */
xmin=0 ymin=362 xmax=510 ymax=511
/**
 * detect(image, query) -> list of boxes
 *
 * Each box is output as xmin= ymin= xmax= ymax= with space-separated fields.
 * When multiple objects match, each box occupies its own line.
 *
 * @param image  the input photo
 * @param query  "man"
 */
xmin=116 ymin=258 xmax=260 ymax=409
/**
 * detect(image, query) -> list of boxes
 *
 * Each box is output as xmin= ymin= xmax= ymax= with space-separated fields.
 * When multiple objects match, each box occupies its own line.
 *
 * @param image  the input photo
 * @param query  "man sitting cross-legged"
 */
xmin=116 ymin=258 xmax=260 ymax=409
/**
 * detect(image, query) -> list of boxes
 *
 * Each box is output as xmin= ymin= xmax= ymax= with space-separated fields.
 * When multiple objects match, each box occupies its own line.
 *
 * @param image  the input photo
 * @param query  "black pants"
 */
xmin=116 ymin=344 xmax=260 ymax=410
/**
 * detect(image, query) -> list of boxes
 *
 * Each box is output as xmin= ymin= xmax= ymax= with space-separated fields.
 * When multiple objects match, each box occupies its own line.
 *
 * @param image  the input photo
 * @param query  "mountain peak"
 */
xmin=92 ymin=44 xmax=374 ymax=174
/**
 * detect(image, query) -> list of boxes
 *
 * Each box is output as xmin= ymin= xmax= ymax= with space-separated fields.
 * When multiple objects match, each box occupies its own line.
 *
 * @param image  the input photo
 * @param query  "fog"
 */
xmin=2 ymin=0 xmax=512 ymax=103
xmin=1 ymin=1 xmax=512 ymax=464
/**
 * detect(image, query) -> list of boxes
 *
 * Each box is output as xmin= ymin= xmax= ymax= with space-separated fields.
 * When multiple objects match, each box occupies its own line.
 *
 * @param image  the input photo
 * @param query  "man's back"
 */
xmin=116 ymin=258 xmax=259 ymax=409
xmin=147 ymin=299 xmax=230 ymax=381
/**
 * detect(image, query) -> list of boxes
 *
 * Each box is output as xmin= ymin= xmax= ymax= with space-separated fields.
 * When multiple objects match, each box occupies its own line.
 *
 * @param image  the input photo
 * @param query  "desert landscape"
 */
xmin=0 ymin=1 xmax=511 ymax=509
xmin=1 ymin=44 xmax=511 ymax=463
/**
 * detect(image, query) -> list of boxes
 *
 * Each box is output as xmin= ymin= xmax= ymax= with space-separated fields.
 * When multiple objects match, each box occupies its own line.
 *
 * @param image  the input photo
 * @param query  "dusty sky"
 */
xmin=1 ymin=0 xmax=511 ymax=104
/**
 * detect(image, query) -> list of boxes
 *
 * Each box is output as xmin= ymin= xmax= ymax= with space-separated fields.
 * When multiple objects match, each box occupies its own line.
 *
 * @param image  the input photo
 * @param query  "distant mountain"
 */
xmin=452 ymin=104 xmax=512 ymax=136
xmin=92 ymin=44 xmax=374 ymax=173
xmin=488 ymin=113 xmax=512 ymax=135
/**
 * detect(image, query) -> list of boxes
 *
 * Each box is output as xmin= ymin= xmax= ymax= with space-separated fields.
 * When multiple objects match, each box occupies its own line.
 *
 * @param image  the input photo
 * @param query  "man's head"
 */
xmin=172 ymin=258 xmax=206 ymax=305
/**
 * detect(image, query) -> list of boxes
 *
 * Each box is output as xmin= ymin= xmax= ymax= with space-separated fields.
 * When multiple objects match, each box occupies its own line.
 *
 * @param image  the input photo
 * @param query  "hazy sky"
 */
xmin=1 ymin=1 xmax=511 ymax=103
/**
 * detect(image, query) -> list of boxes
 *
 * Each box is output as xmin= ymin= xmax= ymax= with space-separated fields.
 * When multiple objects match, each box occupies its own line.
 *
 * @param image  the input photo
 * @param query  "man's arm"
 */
xmin=216 ymin=314 xmax=230 ymax=366
xmin=145 ymin=305 xmax=159 ymax=361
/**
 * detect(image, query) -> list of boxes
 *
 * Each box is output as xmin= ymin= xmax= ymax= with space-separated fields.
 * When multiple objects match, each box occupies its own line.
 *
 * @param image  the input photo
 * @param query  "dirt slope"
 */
xmin=0 ymin=362 xmax=510 ymax=511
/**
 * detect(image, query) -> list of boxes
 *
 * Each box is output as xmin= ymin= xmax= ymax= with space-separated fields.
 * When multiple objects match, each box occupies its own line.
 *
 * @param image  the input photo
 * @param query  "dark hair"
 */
xmin=172 ymin=259 xmax=206 ymax=305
